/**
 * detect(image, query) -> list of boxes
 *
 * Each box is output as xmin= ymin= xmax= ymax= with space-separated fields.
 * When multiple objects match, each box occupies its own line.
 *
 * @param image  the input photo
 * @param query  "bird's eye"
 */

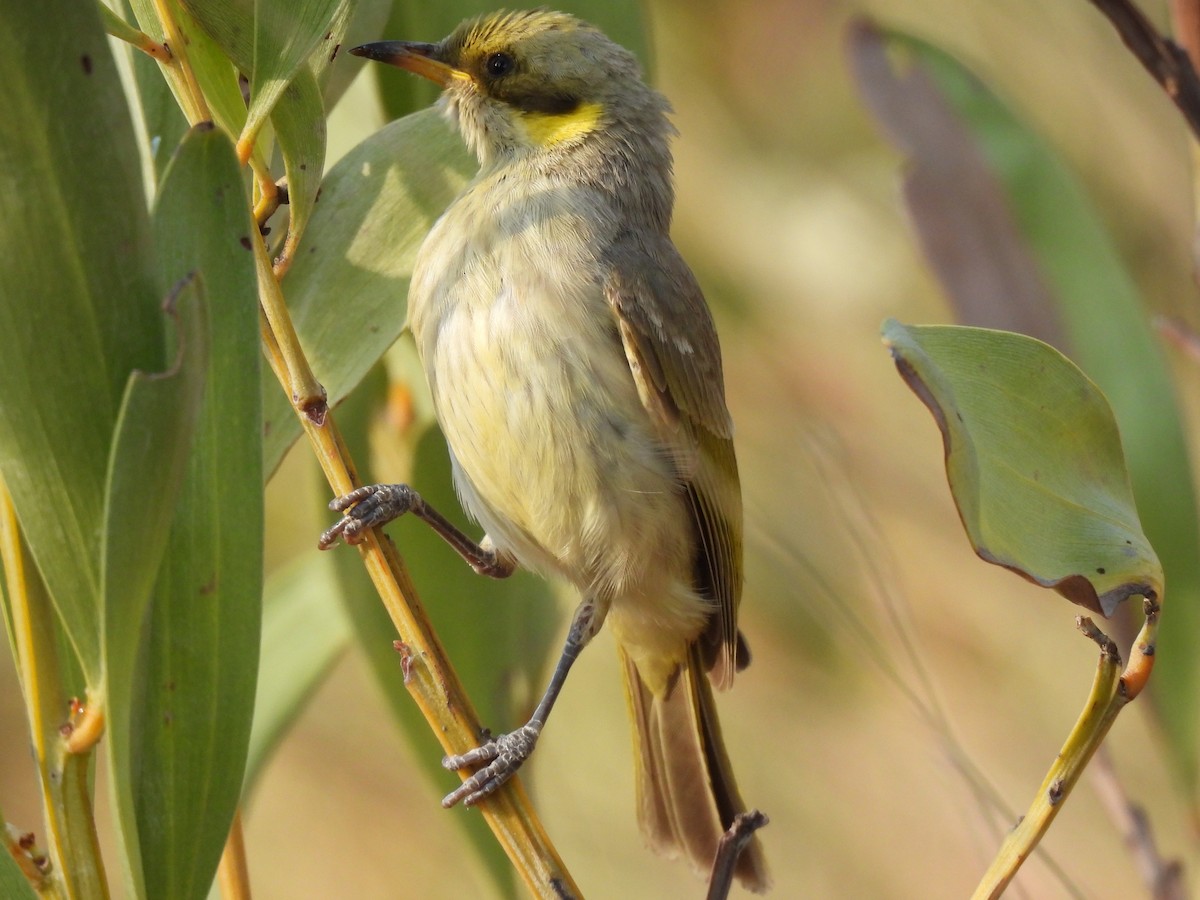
xmin=485 ymin=51 xmax=515 ymax=78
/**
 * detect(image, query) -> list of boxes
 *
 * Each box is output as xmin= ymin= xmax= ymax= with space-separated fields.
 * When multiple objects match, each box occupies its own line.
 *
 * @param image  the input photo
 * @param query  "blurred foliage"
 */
xmin=3 ymin=0 xmax=1200 ymax=898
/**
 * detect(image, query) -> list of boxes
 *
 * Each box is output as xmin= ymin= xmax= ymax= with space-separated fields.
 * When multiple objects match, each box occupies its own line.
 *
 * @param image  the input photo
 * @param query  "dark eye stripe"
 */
xmin=511 ymin=91 xmax=581 ymax=115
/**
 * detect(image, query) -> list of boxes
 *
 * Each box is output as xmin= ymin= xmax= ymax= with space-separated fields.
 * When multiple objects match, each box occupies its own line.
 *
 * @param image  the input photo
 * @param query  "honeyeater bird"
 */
xmin=322 ymin=9 xmax=768 ymax=890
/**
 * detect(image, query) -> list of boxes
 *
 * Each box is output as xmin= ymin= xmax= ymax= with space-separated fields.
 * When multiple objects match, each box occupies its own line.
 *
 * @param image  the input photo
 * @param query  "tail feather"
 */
xmin=621 ymin=644 xmax=770 ymax=892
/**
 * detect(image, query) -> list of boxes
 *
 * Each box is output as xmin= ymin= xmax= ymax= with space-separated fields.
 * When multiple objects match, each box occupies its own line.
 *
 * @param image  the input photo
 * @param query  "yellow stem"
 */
xmin=254 ymin=248 xmax=579 ymax=896
xmin=148 ymin=0 xmax=210 ymax=125
xmin=252 ymin=234 xmax=325 ymax=417
xmin=250 ymin=157 xmax=282 ymax=235
xmin=0 ymin=481 xmax=109 ymax=899
xmin=971 ymin=598 xmax=1160 ymax=899
xmin=217 ymin=810 xmax=252 ymax=900
xmin=98 ymin=6 xmax=171 ymax=62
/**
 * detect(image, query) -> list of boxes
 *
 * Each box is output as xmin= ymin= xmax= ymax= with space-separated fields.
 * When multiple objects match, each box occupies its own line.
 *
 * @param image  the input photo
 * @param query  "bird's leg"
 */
xmin=318 ymin=483 xmax=516 ymax=579
xmin=441 ymin=596 xmax=607 ymax=807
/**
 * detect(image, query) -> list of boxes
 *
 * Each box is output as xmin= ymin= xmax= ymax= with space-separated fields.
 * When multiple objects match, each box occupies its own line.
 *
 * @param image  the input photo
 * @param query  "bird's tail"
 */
xmin=620 ymin=643 xmax=770 ymax=892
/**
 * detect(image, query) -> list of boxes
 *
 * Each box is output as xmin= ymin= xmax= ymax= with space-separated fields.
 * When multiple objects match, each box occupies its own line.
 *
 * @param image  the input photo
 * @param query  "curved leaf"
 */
xmin=0 ymin=847 xmax=37 ymax=900
xmin=125 ymin=0 xmax=249 ymax=142
xmin=322 ymin=0 xmax=394 ymax=109
xmin=272 ymin=68 xmax=326 ymax=268
xmin=263 ymin=107 xmax=473 ymax=475
xmin=241 ymin=0 xmax=351 ymax=148
xmin=883 ymin=320 xmax=1162 ymax=615
xmin=126 ymin=124 xmax=263 ymax=900
xmin=859 ymin=25 xmax=1200 ymax=777
xmin=0 ymin=0 xmax=160 ymax=681
xmin=176 ymin=0 xmax=353 ymax=148
xmin=103 ymin=273 xmax=210 ymax=900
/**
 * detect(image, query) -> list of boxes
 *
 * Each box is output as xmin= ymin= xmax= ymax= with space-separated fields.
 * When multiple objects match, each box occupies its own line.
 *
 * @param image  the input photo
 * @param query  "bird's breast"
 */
xmin=406 ymin=180 xmax=691 ymax=599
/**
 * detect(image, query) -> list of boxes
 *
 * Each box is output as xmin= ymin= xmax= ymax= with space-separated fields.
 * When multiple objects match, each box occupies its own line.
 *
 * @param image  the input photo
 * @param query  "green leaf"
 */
xmin=272 ymin=68 xmax=326 ymax=269
xmin=124 ymin=0 xmax=249 ymax=142
xmin=883 ymin=320 xmax=1162 ymax=615
xmin=0 ymin=517 xmax=104 ymax=899
xmin=175 ymin=0 xmax=354 ymax=149
xmin=170 ymin=0 xmax=254 ymax=67
xmin=164 ymin=0 xmax=349 ymax=240
xmin=123 ymin=124 xmax=263 ymax=900
xmin=860 ymin=27 xmax=1200 ymax=779
xmin=263 ymin=107 xmax=474 ymax=475
xmin=0 ymin=848 xmax=37 ymax=900
xmin=0 ymin=0 xmax=161 ymax=682
xmin=322 ymin=0 xmax=395 ymax=109
xmin=241 ymin=0 xmax=351 ymax=148
xmin=103 ymin=274 xmax=210 ymax=900
xmin=126 ymin=29 xmax=191 ymax=186
xmin=244 ymin=553 xmax=352 ymax=791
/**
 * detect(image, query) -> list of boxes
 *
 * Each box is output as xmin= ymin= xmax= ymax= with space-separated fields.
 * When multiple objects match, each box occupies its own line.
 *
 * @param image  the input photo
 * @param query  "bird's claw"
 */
xmin=441 ymin=724 xmax=540 ymax=808
xmin=318 ymin=483 xmax=416 ymax=549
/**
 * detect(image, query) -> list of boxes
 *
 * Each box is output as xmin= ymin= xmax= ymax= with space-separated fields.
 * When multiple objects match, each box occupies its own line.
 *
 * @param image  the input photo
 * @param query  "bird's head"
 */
xmin=351 ymin=10 xmax=669 ymax=167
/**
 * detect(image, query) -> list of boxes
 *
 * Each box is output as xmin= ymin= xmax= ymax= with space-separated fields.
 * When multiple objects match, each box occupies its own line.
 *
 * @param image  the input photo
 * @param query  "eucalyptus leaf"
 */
xmin=859 ymin=26 xmax=1200 ymax=778
xmin=0 ymin=849 xmax=37 ymax=900
xmin=0 ymin=514 xmax=104 ymax=899
xmin=272 ymin=68 xmax=326 ymax=269
xmin=263 ymin=107 xmax=473 ymax=475
xmin=241 ymin=0 xmax=351 ymax=148
xmin=126 ymin=124 xmax=263 ymax=900
xmin=175 ymin=0 xmax=354 ymax=149
xmin=0 ymin=0 xmax=160 ymax=682
xmin=323 ymin=0 xmax=396 ymax=109
xmin=103 ymin=274 xmax=210 ymax=900
xmin=125 ymin=0 xmax=250 ymax=142
xmin=883 ymin=320 xmax=1163 ymax=616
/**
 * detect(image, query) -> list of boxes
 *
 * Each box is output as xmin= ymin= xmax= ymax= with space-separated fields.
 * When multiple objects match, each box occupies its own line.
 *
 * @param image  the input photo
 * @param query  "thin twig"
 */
xmin=1170 ymin=0 xmax=1200 ymax=74
xmin=705 ymin=811 xmax=769 ymax=900
xmin=1090 ymin=747 xmax=1188 ymax=900
xmin=971 ymin=598 xmax=1160 ymax=898
xmin=217 ymin=810 xmax=252 ymax=900
xmin=0 ymin=481 xmax=109 ymax=899
xmin=1086 ymin=0 xmax=1200 ymax=140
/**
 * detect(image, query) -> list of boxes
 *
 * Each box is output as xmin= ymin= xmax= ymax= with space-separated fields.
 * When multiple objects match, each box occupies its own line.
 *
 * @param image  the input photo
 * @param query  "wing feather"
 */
xmin=603 ymin=234 xmax=744 ymax=687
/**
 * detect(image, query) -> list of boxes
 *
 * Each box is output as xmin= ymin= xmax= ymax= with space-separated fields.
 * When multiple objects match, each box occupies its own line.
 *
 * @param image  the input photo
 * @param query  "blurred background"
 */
xmin=6 ymin=0 xmax=1200 ymax=896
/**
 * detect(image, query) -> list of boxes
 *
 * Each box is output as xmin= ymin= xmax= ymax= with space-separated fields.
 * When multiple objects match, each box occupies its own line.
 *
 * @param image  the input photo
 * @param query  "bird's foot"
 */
xmin=441 ymin=723 xmax=541 ymax=807
xmin=318 ymin=483 xmax=417 ymax=549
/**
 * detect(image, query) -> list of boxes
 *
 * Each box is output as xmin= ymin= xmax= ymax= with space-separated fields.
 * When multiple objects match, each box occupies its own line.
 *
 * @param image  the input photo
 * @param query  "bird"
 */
xmin=322 ymin=9 xmax=769 ymax=890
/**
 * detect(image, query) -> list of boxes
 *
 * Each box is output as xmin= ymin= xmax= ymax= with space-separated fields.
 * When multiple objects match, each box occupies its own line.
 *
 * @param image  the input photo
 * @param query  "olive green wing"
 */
xmin=602 ymin=234 xmax=744 ymax=689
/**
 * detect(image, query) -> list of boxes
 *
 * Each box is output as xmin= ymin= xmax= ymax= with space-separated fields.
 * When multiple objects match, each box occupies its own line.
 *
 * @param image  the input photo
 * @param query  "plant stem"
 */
xmin=254 ymin=267 xmax=579 ymax=895
xmin=217 ymin=810 xmax=252 ymax=900
xmin=0 ymin=482 xmax=108 ymax=900
xmin=972 ymin=598 xmax=1160 ymax=898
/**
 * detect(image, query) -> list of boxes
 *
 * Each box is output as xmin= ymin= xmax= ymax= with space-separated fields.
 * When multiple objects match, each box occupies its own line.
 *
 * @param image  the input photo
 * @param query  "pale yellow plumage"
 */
xmin=334 ymin=10 xmax=769 ymax=891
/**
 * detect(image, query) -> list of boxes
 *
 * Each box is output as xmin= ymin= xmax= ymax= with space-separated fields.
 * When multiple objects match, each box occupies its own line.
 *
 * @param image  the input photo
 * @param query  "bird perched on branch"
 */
xmin=324 ymin=9 xmax=769 ymax=890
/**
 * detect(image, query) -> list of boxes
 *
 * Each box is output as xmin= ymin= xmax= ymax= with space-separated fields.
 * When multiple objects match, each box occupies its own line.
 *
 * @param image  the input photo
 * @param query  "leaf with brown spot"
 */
xmin=883 ymin=320 xmax=1162 ymax=617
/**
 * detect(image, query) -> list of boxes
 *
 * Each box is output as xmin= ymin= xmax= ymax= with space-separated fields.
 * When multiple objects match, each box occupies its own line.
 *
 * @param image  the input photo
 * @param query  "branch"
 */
xmin=705 ymin=811 xmax=770 ymax=900
xmin=1087 ymin=0 xmax=1200 ymax=140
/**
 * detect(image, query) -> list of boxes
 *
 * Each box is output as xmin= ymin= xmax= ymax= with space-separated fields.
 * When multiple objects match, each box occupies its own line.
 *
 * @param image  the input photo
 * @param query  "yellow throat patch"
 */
xmin=518 ymin=101 xmax=604 ymax=147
